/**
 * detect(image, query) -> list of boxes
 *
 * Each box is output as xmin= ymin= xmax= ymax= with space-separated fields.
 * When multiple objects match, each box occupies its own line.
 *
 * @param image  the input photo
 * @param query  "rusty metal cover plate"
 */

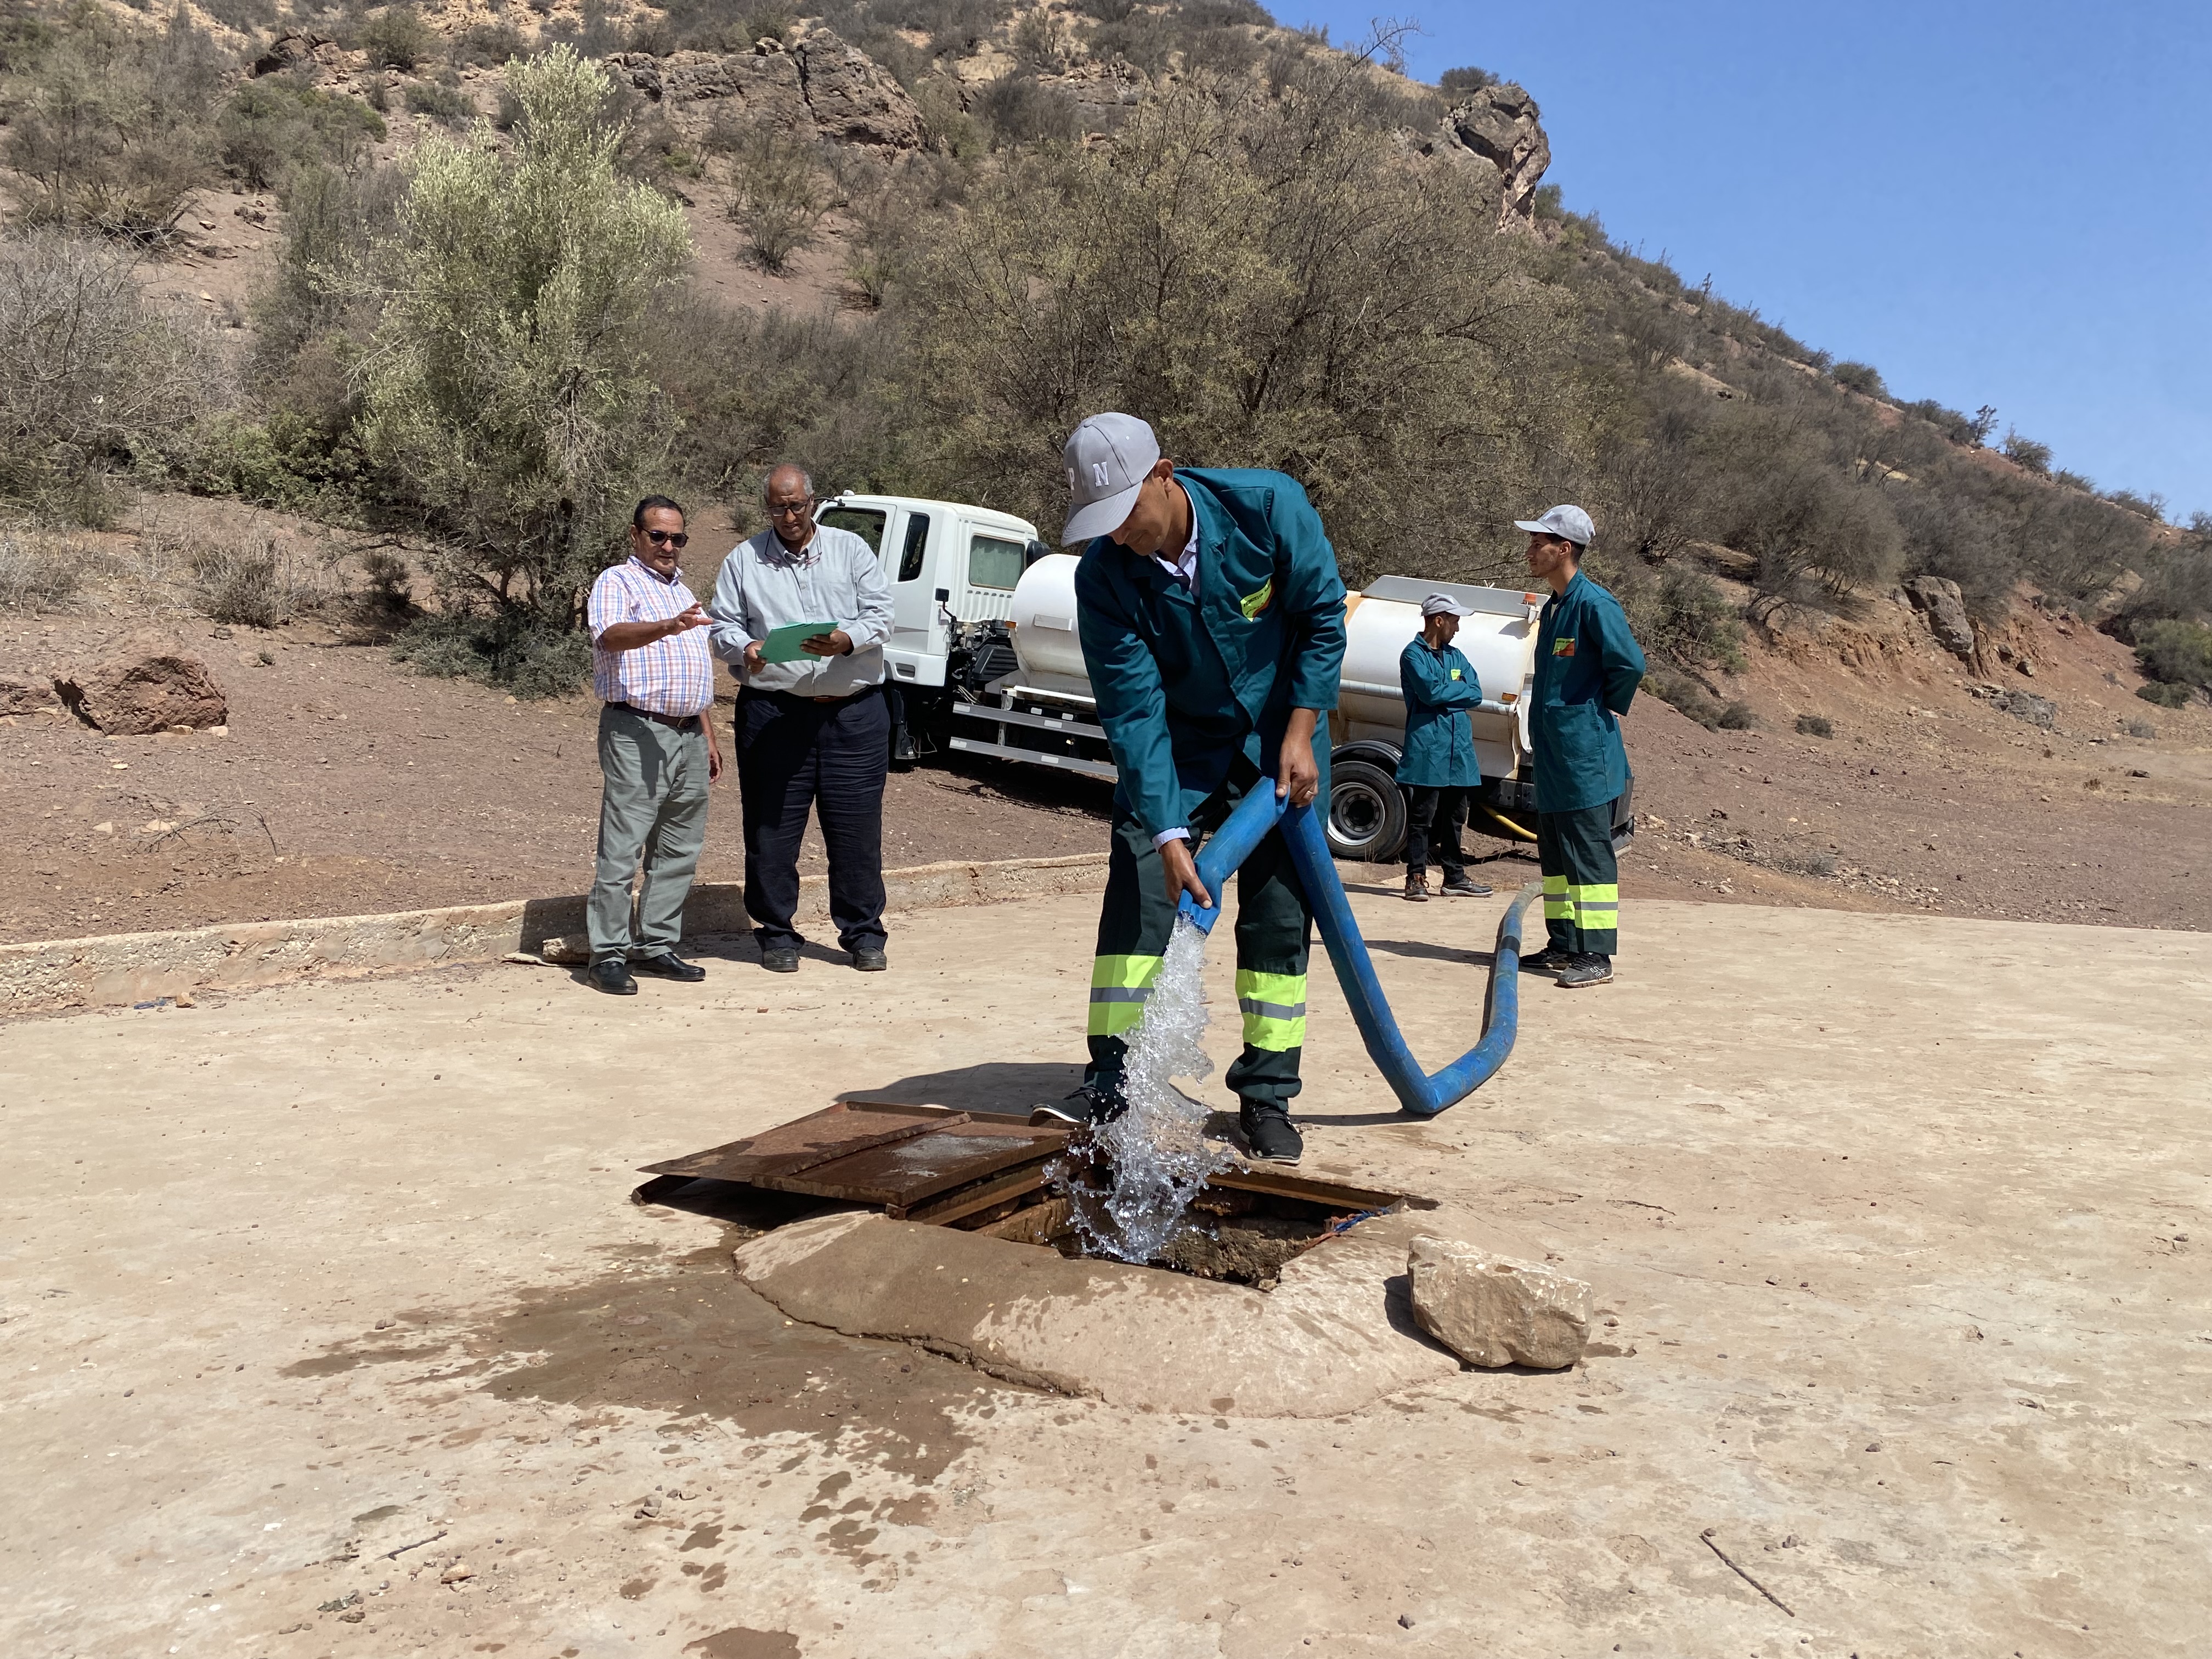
xmin=640 ymin=1100 xmax=1070 ymax=1216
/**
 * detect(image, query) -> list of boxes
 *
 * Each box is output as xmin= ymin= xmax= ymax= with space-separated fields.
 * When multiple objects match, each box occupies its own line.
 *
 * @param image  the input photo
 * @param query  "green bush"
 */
xmin=404 ymin=78 xmax=476 ymax=128
xmin=1830 ymin=360 xmax=1885 ymax=397
xmin=2001 ymin=428 xmax=2052 ymax=475
xmin=1644 ymin=667 xmax=1746 ymax=730
xmin=452 ymin=20 xmax=527 ymax=66
xmin=725 ymin=127 xmax=827 ymax=272
xmin=390 ymin=611 xmax=591 ymax=697
xmin=219 ymin=77 xmax=387 ymax=190
xmin=2134 ymin=619 xmax=2212 ymax=690
xmin=1795 ymin=713 xmax=1833 ymax=737
xmin=975 ymin=74 xmax=1079 ymax=147
xmin=1438 ymin=65 xmax=1497 ymax=97
xmin=1621 ymin=564 xmax=1744 ymax=672
xmin=2136 ymin=681 xmax=2192 ymax=709
xmin=359 ymin=5 xmax=437 ymax=71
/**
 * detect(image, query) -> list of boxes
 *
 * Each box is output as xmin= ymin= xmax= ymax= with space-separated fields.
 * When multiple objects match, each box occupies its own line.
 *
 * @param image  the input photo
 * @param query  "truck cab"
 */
xmin=814 ymin=494 xmax=1051 ymax=691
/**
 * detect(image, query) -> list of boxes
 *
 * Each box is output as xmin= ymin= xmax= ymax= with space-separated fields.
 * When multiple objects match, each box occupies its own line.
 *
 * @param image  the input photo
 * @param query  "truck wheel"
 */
xmin=1326 ymin=760 xmax=1407 ymax=863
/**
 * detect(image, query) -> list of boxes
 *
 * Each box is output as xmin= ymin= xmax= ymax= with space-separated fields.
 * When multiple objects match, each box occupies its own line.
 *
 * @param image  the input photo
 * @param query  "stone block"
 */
xmin=1407 ymin=1236 xmax=1590 ymax=1369
xmin=55 ymin=633 xmax=226 ymax=735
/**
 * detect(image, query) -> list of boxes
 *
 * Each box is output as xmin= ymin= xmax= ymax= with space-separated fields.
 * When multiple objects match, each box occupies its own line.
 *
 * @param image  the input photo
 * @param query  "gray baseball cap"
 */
xmin=1513 ymin=504 xmax=1594 ymax=546
xmin=1421 ymin=592 xmax=1474 ymax=617
xmin=1062 ymin=412 xmax=1161 ymax=545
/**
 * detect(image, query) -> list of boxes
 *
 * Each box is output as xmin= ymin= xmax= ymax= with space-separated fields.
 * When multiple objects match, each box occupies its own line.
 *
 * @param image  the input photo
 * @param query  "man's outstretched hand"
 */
xmin=1277 ymin=708 xmax=1321 ymax=807
xmin=1161 ymin=836 xmax=1211 ymax=910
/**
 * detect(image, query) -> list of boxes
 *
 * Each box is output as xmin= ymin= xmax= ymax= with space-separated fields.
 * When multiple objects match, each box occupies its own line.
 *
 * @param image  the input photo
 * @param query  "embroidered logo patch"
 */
xmin=1240 ymin=578 xmax=1273 ymax=620
xmin=1449 ymin=668 xmax=1463 ymax=680
xmin=1552 ymin=637 xmax=1577 ymax=657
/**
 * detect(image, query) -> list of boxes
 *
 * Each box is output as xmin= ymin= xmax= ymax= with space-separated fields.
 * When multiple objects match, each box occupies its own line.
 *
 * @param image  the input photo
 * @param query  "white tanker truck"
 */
xmin=814 ymin=492 xmax=1631 ymax=862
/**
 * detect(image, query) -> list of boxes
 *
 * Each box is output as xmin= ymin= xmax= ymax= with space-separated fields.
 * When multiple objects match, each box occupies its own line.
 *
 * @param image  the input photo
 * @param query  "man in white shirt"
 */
xmin=706 ymin=464 xmax=898 ymax=974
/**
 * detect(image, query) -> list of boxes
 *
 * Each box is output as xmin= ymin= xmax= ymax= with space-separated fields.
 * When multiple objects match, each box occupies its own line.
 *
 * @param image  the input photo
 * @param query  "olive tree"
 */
xmin=362 ymin=47 xmax=692 ymax=655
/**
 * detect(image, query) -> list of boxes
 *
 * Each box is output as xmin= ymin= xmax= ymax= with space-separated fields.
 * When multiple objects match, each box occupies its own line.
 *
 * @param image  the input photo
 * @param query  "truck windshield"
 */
xmin=820 ymin=506 xmax=887 ymax=553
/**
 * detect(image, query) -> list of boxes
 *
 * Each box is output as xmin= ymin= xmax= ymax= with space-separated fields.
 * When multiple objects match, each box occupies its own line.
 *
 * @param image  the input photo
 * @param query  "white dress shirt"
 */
xmin=1152 ymin=501 xmax=1204 ymax=847
xmin=706 ymin=523 xmax=895 ymax=697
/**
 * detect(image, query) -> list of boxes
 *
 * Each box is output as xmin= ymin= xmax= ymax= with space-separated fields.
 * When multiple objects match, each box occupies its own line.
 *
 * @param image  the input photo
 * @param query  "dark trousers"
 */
xmin=1537 ymin=800 xmax=1620 ymax=956
xmin=736 ymin=686 xmax=890 ymax=952
xmin=1404 ymin=785 xmax=1470 ymax=880
xmin=1084 ymin=762 xmax=1313 ymax=1113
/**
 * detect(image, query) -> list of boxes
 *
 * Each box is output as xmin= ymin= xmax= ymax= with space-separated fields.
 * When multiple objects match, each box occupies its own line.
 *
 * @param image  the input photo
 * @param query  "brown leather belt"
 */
xmin=609 ymin=702 xmax=702 ymax=731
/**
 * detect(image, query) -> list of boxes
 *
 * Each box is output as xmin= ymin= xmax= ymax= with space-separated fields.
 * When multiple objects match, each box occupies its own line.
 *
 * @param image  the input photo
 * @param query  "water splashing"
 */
xmin=1064 ymin=916 xmax=1232 ymax=1263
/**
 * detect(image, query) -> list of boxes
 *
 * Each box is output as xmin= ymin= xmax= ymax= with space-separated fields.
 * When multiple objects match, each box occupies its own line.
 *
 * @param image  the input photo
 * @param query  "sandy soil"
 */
xmin=3 ymin=886 xmax=2205 ymax=1657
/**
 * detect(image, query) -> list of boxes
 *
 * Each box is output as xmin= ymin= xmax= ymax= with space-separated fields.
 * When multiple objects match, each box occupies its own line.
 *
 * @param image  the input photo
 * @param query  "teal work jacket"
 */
xmin=1531 ymin=571 xmax=1646 ymax=813
xmin=1395 ymin=638 xmax=1483 ymax=788
xmin=1075 ymin=468 xmax=1348 ymax=839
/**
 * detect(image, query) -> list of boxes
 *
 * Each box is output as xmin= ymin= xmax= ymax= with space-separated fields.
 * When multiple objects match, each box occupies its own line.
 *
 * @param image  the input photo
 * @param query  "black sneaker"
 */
xmin=760 ymin=947 xmax=799 ymax=974
xmin=1557 ymin=953 xmax=1613 ymax=989
xmin=631 ymin=950 xmax=704 ymax=983
xmin=589 ymin=958 xmax=637 ymax=996
xmin=1239 ymin=1101 xmax=1303 ymax=1165
xmin=1439 ymin=876 xmax=1493 ymax=897
xmin=1029 ymin=1081 xmax=1124 ymax=1128
xmin=1519 ymin=946 xmax=1572 ymax=975
xmin=850 ymin=947 xmax=888 ymax=972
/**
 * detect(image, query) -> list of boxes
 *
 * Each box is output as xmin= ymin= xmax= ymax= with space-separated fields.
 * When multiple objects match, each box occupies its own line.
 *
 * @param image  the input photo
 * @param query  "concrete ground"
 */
xmin=3 ymin=885 xmax=2207 ymax=1659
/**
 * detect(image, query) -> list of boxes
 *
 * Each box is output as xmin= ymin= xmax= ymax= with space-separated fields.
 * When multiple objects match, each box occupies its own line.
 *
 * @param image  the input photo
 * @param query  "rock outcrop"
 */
xmin=612 ymin=30 xmax=923 ymax=151
xmin=56 ymin=634 xmax=227 ymax=735
xmin=1 ymin=673 xmax=57 ymax=717
xmin=249 ymin=31 xmax=347 ymax=82
xmin=1406 ymin=1237 xmax=1590 ymax=1369
xmin=1901 ymin=574 xmax=1977 ymax=660
xmin=1427 ymin=83 xmax=1552 ymax=230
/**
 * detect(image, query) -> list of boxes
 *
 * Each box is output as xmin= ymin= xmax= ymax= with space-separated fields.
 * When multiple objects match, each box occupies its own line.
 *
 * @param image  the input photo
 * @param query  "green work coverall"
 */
xmin=1530 ymin=571 xmax=1646 ymax=955
xmin=1074 ymin=467 xmax=1348 ymax=1111
xmin=1396 ymin=637 xmax=1484 ymax=879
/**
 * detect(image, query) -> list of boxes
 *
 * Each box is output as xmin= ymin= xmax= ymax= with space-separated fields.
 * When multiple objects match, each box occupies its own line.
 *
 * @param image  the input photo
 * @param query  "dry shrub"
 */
xmin=0 ymin=529 xmax=86 ymax=611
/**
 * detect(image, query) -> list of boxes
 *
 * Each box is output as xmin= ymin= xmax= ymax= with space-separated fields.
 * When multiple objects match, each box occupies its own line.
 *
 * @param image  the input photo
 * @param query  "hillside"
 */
xmin=2 ymin=0 xmax=2208 ymax=939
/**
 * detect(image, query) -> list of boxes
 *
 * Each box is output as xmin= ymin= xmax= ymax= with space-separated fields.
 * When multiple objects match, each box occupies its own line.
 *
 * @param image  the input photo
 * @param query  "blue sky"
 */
xmin=1288 ymin=1 xmax=2212 ymax=521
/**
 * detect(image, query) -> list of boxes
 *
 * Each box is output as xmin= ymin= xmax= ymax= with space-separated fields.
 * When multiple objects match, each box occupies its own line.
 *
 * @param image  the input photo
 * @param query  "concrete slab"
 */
xmin=2 ymin=884 xmax=2207 ymax=1658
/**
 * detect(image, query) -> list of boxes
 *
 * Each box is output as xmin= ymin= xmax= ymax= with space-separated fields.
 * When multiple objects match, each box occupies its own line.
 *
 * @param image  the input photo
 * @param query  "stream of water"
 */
xmin=1066 ymin=916 xmax=1232 ymax=1263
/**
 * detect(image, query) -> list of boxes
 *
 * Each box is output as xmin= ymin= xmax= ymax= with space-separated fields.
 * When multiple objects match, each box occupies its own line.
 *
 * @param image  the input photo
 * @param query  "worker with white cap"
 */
xmin=1395 ymin=592 xmax=1494 ymax=903
xmin=1029 ymin=412 xmax=1347 ymax=1165
xmin=1515 ymin=504 xmax=1645 ymax=988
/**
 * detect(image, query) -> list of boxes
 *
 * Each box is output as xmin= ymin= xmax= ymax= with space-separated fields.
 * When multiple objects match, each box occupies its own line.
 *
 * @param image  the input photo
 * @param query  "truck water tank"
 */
xmin=1008 ymin=553 xmax=1089 ymax=682
xmin=1338 ymin=579 xmax=1540 ymax=762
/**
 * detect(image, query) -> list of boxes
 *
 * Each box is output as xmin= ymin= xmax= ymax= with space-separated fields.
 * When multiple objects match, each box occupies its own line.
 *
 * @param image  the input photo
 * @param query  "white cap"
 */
xmin=1513 ymin=504 xmax=1594 ymax=546
xmin=1420 ymin=592 xmax=1474 ymax=617
xmin=1062 ymin=412 xmax=1162 ymax=545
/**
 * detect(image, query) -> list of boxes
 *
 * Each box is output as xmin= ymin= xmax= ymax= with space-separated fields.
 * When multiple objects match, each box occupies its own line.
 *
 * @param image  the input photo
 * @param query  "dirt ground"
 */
xmin=4 ymin=533 xmax=2208 ymax=944
xmin=3 ymin=885 xmax=2206 ymax=1657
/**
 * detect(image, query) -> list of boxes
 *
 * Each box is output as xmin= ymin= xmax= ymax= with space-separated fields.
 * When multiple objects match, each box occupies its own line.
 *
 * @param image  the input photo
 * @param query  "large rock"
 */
xmin=249 ymin=30 xmax=346 ymax=82
xmin=1406 ymin=1237 xmax=1589 ymax=1369
xmin=56 ymin=634 xmax=227 ymax=735
xmin=1429 ymin=83 xmax=1552 ymax=230
xmin=1 ymin=673 xmax=57 ymax=716
xmin=612 ymin=31 xmax=923 ymax=151
xmin=1901 ymin=574 xmax=1977 ymax=659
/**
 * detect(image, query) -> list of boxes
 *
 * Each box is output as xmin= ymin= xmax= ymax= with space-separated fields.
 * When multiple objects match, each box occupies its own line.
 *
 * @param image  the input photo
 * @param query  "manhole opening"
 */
xmin=636 ymin=1098 xmax=1434 ymax=1291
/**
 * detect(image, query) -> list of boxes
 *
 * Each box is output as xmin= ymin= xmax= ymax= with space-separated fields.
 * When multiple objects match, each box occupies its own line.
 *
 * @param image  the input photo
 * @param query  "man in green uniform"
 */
xmin=1517 ymin=505 xmax=1646 ymax=989
xmin=1396 ymin=592 xmax=1494 ymax=903
xmin=1030 ymin=412 xmax=1347 ymax=1165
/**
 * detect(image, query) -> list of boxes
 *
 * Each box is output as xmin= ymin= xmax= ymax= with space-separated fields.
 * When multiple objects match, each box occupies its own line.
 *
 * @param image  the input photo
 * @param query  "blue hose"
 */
xmin=1177 ymin=784 xmax=1537 ymax=1117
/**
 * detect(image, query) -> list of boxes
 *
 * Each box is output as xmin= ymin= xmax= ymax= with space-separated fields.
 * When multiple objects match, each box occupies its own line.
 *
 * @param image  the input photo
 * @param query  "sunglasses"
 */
xmin=641 ymin=529 xmax=689 ymax=548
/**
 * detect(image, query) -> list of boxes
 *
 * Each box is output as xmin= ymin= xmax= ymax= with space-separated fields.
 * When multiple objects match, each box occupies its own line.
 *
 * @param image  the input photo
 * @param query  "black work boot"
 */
xmin=1030 ymin=1080 xmax=1125 ymax=1128
xmin=1239 ymin=1100 xmax=1303 ymax=1165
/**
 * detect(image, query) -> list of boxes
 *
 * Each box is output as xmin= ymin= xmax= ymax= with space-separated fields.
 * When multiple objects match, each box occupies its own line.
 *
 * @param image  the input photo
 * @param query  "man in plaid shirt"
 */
xmin=582 ymin=495 xmax=724 ymax=995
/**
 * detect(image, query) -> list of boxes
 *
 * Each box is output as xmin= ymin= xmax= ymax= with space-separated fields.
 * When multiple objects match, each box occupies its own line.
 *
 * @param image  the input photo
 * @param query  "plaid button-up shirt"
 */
xmin=587 ymin=556 xmax=716 ymax=717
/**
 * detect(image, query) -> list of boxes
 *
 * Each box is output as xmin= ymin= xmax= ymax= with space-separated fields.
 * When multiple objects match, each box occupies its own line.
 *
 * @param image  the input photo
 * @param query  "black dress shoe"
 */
xmin=850 ymin=946 xmax=888 ymax=972
xmin=760 ymin=947 xmax=799 ymax=973
xmin=589 ymin=958 xmax=638 ymax=996
xmin=631 ymin=950 xmax=705 ymax=982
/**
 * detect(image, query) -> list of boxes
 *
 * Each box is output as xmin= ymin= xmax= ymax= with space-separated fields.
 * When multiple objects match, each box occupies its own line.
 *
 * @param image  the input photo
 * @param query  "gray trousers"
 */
xmin=588 ymin=703 xmax=710 ymax=962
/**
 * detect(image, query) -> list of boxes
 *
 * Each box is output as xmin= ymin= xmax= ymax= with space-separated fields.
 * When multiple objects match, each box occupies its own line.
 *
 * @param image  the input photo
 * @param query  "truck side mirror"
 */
xmin=934 ymin=588 xmax=950 ymax=602
xmin=1023 ymin=539 xmax=1052 ymax=569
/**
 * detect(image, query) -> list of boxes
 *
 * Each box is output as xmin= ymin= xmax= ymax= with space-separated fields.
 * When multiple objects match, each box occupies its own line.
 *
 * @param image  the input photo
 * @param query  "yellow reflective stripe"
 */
xmin=1237 ymin=969 xmax=1307 ymax=1052
xmin=1568 ymin=883 xmax=1619 ymax=903
xmin=1542 ymin=876 xmax=1568 ymax=891
xmin=1088 ymin=953 xmax=1163 ymax=1037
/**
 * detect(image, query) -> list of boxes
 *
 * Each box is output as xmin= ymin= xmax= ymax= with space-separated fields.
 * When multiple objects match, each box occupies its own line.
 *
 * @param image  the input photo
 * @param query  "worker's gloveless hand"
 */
xmin=1277 ymin=718 xmax=1321 ymax=808
xmin=742 ymin=640 xmax=766 ymax=676
xmin=801 ymin=629 xmax=853 ymax=657
xmin=1161 ymin=836 xmax=1211 ymax=910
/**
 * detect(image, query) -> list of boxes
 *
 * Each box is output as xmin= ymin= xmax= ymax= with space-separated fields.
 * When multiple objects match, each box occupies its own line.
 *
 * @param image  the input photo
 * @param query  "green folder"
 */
xmin=759 ymin=620 xmax=839 ymax=664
